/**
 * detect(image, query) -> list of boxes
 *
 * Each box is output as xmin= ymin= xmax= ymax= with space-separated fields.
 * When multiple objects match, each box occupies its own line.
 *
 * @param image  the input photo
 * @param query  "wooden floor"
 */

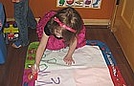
xmin=0 ymin=26 xmax=134 ymax=86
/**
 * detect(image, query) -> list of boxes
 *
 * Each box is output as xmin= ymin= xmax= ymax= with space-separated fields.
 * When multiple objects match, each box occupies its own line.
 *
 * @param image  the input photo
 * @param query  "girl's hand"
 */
xmin=0 ymin=23 xmax=2 ymax=27
xmin=11 ymin=0 xmax=21 ymax=3
xmin=0 ymin=20 xmax=2 ymax=27
xmin=31 ymin=64 xmax=39 ymax=75
xmin=63 ymin=56 xmax=75 ymax=65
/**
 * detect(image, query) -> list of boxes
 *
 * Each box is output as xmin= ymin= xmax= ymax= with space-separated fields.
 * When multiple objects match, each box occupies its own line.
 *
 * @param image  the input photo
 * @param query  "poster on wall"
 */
xmin=56 ymin=0 xmax=102 ymax=9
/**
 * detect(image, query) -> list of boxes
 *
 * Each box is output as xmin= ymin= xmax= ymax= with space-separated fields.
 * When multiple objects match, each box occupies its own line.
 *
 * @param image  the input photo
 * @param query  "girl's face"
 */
xmin=54 ymin=29 xmax=63 ymax=38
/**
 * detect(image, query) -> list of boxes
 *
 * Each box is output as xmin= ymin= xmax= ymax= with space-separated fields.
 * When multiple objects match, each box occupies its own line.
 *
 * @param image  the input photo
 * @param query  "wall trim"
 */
xmin=7 ymin=18 xmax=111 ymax=26
xmin=83 ymin=19 xmax=111 ymax=25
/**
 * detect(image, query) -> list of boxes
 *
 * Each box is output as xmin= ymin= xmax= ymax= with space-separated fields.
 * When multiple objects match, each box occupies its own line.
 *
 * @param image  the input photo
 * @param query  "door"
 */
xmin=111 ymin=0 xmax=134 ymax=71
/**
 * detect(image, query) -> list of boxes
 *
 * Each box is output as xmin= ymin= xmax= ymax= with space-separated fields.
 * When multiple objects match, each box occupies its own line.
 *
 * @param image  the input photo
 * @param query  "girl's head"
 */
xmin=47 ymin=7 xmax=83 ymax=44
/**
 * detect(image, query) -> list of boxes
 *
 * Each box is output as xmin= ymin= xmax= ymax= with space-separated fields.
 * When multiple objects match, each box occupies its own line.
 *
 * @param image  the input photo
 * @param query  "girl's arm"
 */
xmin=63 ymin=37 xmax=77 ymax=65
xmin=35 ymin=32 xmax=49 ymax=65
xmin=32 ymin=32 xmax=49 ymax=74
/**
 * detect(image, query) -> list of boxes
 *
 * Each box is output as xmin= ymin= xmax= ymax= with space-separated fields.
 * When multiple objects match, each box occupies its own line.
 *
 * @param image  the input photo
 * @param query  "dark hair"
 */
xmin=46 ymin=7 xmax=83 ymax=45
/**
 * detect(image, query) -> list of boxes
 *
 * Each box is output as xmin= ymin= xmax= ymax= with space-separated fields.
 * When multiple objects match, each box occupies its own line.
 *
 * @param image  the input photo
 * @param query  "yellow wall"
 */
xmin=1 ymin=0 xmax=115 ymax=19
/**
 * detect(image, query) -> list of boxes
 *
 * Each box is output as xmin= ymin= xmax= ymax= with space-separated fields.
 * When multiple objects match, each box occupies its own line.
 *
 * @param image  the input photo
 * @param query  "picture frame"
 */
xmin=56 ymin=0 xmax=102 ymax=9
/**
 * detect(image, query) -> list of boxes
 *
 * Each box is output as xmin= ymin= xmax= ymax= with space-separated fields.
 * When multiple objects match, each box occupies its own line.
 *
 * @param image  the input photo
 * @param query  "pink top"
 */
xmin=36 ymin=11 xmax=86 ymax=50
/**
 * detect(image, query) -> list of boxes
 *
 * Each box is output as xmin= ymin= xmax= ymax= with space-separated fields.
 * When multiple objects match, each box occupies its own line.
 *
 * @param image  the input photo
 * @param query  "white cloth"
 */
xmin=35 ymin=45 xmax=114 ymax=86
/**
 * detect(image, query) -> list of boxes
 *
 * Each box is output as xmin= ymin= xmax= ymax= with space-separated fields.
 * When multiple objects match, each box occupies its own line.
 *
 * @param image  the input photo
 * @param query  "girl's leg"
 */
xmin=13 ymin=0 xmax=29 ymax=47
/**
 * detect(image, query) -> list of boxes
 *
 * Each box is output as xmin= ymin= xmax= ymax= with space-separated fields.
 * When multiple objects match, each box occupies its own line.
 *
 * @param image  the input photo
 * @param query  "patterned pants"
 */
xmin=14 ymin=0 xmax=37 ymax=46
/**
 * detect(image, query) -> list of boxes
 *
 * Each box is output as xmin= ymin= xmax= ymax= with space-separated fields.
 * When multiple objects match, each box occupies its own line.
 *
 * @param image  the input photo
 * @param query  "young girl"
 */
xmin=32 ymin=7 xmax=86 ymax=74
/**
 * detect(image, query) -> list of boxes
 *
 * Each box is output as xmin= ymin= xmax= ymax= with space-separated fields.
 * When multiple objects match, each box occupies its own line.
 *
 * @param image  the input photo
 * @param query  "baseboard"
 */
xmin=7 ymin=18 xmax=111 ymax=26
xmin=7 ymin=18 xmax=15 ymax=21
xmin=83 ymin=19 xmax=111 ymax=25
